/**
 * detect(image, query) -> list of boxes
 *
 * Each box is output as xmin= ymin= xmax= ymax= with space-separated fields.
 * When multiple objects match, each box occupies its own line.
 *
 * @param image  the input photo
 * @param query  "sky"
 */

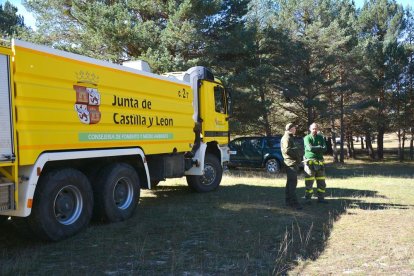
xmin=1 ymin=0 xmax=413 ymax=31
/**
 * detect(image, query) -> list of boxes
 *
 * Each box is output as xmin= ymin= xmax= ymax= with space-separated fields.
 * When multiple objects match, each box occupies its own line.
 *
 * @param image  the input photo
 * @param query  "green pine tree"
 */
xmin=24 ymin=0 xmax=214 ymax=72
xmin=0 ymin=1 xmax=26 ymax=37
xmin=357 ymin=0 xmax=405 ymax=160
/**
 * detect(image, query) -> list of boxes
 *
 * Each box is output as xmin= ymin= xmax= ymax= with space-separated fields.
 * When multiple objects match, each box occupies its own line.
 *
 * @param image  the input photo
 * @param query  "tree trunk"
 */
xmin=329 ymin=92 xmax=338 ymax=162
xmin=396 ymin=81 xmax=403 ymax=162
xmin=377 ymin=83 xmax=385 ymax=160
xmin=259 ymin=87 xmax=271 ymax=137
xmin=361 ymin=137 xmax=364 ymax=150
xmin=340 ymin=92 xmax=345 ymax=163
xmin=397 ymin=129 xmax=403 ymax=162
xmin=330 ymin=122 xmax=338 ymax=163
xmin=306 ymin=60 xmax=313 ymax=129
xmin=402 ymin=129 xmax=406 ymax=161
xmin=377 ymin=128 xmax=384 ymax=160
xmin=346 ymin=133 xmax=354 ymax=159
xmin=365 ymin=132 xmax=375 ymax=159
xmin=325 ymin=137 xmax=333 ymax=155
xmin=332 ymin=137 xmax=338 ymax=162
xmin=350 ymin=133 xmax=355 ymax=158
xmin=410 ymin=129 xmax=414 ymax=160
xmin=307 ymin=104 xmax=313 ymax=131
xmin=346 ymin=135 xmax=351 ymax=159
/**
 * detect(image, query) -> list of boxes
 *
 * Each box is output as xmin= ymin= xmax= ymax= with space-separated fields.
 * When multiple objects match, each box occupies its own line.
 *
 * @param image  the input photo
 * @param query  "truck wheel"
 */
xmin=186 ymin=153 xmax=222 ymax=192
xmin=28 ymin=168 xmax=93 ymax=241
xmin=93 ymin=163 xmax=140 ymax=223
xmin=265 ymin=158 xmax=281 ymax=174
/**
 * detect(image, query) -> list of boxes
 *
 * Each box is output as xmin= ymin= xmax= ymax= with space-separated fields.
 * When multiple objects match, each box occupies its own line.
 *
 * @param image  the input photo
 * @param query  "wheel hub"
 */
xmin=53 ymin=185 xmax=83 ymax=225
xmin=201 ymin=164 xmax=216 ymax=186
xmin=56 ymin=193 xmax=74 ymax=214
xmin=267 ymin=160 xmax=279 ymax=173
xmin=113 ymin=178 xmax=133 ymax=210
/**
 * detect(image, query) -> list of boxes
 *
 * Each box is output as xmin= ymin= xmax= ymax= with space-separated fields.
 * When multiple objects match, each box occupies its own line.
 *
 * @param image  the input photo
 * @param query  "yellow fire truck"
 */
xmin=0 ymin=40 xmax=230 ymax=241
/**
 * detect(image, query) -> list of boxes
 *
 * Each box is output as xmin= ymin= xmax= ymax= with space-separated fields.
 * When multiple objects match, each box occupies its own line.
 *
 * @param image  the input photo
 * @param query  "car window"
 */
xmin=250 ymin=138 xmax=262 ymax=150
xmin=240 ymin=138 xmax=261 ymax=152
xmin=264 ymin=138 xmax=280 ymax=149
xmin=230 ymin=139 xmax=242 ymax=149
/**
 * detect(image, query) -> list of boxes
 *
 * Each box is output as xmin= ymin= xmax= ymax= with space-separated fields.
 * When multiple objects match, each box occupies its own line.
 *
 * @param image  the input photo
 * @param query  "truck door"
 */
xmin=199 ymin=80 xmax=229 ymax=144
xmin=0 ymin=53 xmax=14 ymax=162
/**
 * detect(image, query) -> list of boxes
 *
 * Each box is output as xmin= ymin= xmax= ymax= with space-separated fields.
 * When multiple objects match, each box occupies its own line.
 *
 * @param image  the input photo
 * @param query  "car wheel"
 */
xmin=265 ymin=158 xmax=281 ymax=174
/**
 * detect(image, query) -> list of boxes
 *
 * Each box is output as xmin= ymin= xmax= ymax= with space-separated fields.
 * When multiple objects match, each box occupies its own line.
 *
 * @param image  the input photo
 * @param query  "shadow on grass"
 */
xmin=0 ymin=183 xmax=410 ymax=275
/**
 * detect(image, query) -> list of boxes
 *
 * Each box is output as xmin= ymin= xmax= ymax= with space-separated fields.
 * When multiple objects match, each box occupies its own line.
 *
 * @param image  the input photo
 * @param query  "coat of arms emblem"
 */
xmin=74 ymin=85 xmax=101 ymax=124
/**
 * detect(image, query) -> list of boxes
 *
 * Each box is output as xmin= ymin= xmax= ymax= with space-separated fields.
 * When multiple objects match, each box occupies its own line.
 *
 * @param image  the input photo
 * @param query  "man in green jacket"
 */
xmin=281 ymin=123 xmax=303 ymax=210
xmin=303 ymin=123 xmax=328 ymax=204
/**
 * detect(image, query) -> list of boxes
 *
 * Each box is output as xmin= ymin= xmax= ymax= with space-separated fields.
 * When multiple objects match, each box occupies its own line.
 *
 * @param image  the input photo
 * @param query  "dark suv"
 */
xmin=227 ymin=136 xmax=304 ymax=173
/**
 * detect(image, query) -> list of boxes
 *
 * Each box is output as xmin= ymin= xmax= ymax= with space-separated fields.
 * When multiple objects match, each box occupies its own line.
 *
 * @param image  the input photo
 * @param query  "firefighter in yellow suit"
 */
xmin=303 ymin=123 xmax=328 ymax=204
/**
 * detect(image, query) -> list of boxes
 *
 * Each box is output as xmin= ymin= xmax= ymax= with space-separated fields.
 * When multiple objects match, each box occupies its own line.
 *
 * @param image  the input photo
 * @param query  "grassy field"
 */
xmin=1 ymin=156 xmax=413 ymax=274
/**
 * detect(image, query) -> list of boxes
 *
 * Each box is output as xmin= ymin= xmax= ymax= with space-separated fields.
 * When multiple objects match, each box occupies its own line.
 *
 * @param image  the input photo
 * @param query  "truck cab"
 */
xmin=163 ymin=66 xmax=231 ymax=159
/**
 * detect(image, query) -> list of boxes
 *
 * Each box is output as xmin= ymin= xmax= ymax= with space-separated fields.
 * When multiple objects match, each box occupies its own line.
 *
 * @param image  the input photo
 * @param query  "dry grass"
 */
xmin=0 ymin=157 xmax=413 ymax=275
xmin=351 ymin=133 xmax=400 ymax=149
xmin=290 ymin=176 xmax=414 ymax=275
xmin=292 ymin=208 xmax=414 ymax=275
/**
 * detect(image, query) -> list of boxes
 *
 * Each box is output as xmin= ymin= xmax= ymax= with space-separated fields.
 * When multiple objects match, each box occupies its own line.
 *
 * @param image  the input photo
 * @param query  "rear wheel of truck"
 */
xmin=186 ymin=153 xmax=222 ymax=192
xmin=28 ymin=168 xmax=93 ymax=241
xmin=93 ymin=163 xmax=140 ymax=223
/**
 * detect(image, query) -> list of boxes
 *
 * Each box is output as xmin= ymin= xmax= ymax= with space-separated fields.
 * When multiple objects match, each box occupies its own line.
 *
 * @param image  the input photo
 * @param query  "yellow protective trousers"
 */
xmin=304 ymin=160 xmax=326 ymax=199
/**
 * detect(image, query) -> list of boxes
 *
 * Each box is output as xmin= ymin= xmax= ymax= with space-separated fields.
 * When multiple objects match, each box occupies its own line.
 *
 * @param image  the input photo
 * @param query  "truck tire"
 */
xmin=186 ymin=153 xmax=222 ymax=192
xmin=27 ymin=168 xmax=93 ymax=241
xmin=265 ymin=158 xmax=281 ymax=174
xmin=93 ymin=163 xmax=140 ymax=223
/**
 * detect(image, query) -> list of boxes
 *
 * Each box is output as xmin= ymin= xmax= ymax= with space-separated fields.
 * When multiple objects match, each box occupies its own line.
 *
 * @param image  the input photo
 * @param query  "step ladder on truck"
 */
xmin=0 ymin=39 xmax=231 ymax=241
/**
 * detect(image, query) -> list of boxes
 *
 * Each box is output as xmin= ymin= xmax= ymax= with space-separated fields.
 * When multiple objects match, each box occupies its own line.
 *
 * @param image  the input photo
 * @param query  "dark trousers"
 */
xmin=285 ymin=165 xmax=298 ymax=204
